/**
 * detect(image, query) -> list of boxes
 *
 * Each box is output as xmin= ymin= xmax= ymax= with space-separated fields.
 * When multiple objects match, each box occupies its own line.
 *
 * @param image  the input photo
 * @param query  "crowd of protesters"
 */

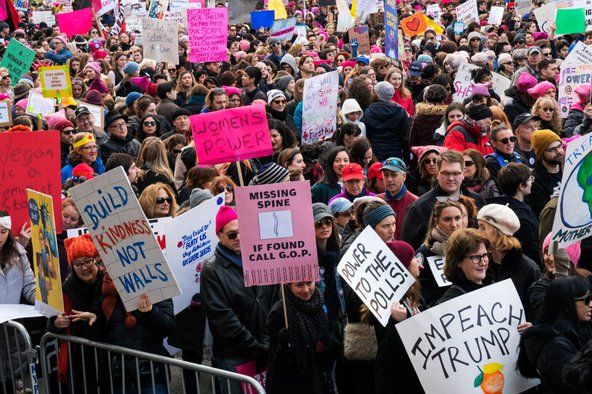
xmin=3 ymin=0 xmax=592 ymax=392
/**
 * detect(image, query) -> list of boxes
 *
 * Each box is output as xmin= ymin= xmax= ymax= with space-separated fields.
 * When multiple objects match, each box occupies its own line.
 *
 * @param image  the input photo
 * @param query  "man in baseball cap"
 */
xmin=513 ymin=113 xmax=537 ymax=168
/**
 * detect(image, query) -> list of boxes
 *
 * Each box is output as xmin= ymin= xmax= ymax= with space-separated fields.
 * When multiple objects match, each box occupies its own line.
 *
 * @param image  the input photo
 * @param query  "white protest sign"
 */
xmin=533 ymin=3 xmax=557 ymax=34
xmin=488 ymin=6 xmax=504 ymax=25
xmin=515 ymin=0 xmax=531 ymax=16
xmin=302 ymin=70 xmax=339 ymax=144
xmin=69 ymin=167 xmax=181 ymax=311
xmin=98 ymin=0 xmax=117 ymax=15
xmin=168 ymin=0 xmax=186 ymax=23
xmin=337 ymin=226 xmax=415 ymax=327
xmin=67 ymin=217 xmax=171 ymax=252
xmin=336 ymin=0 xmax=355 ymax=31
xmin=0 ymin=305 xmax=43 ymax=324
xmin=426 ymin=4 xmax=441 ymax=20
xmin=397 ymin=280 xmax=540 ymax=394
xmin=426 ymin=255 xmax=450 ymax=288
xmin=294 ymin=23 xmax=308 ymax=37
xmin=141 ymin=18 xmax=179 ymax=64
xmin=452 ymin=62 xmax=510 ymax=102
xmin=270 ymin=18 xmax=297 ymax=41
xmin=130 ymin=2 xmax=147 ymax=17
xmin=25 ymin=90 xmax=55 ymax=117
xmin=356 ymin=0 xmax=377 ymax=22
xmin=551 ymin=135 xmax=592 ymax=247
xmin=126 ymin=17 xmax=143 ymax=32
xmin=455 ymin=0 xmax=478 ymax=25
xmin=80 ymin=102 xmax=105 ymax=131
xmin=32 ymin=11 xmax=56 ymax=26
xmin=558 ymin=41 xmax=592 ymax=118
xmin=165 ymin=194 xmax=224 ymax=314
xmin=0 ymin=100 xmax=11 ymax=126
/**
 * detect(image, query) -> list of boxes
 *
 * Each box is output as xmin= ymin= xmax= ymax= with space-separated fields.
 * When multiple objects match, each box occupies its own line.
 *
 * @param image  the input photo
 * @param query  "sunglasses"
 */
xmin=464 ymin=160 xmax=474 ymax=167
xmin=315 ymin=217 xmax=333 ymax=228
xmin=273 ymin=100 xmax=287 ymax=104
xmin=156 ymin=197 xmax=173 ymax=205
xmin=224 ymin=231 xmax=239 ymax=240
xmin=542 ymin=108 xmax=554 ymax=112
xmin=172 ymin=148 xmax=182 ymax=154
xmin=1 ymin=75 xmax=9 ymax=80
xmin=575 ymin=293 xmax=592 ymax=305
xmin=61 ymin=129 xmax=76 ymax=135
xmin=143 ymin=121 xmax=156 ymax=126
xmin=217 ymin=185 xmax=234 ymax=193
xmin=424 ymin=158 xmax=437 ymax=165
xmin=496 ymin=136 xmax=517 ymax=144
xmin=436 ymin=194 xmax=460 ymax=202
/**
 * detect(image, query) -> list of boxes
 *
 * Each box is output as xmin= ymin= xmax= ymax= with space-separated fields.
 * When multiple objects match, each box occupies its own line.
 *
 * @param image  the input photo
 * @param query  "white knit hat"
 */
xmin=477 ymin=204 xmax=520 ymax=236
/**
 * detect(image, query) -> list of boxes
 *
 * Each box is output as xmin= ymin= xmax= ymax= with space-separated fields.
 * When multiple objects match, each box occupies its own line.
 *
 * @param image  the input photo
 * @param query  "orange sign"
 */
xmin=401 ymin=11 xmax=428 ymax=37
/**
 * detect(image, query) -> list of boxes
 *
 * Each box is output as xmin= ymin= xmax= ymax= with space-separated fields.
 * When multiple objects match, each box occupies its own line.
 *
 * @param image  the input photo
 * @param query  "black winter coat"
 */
xmin=408 ymin=103 xmax=447 ymax=147
xmin=416 ymin=245 xmax=448 ymax=307
xmin=531 ymin=159 xmax=562 ymax=218
xmin=362 ymin=101 xmax=410 ymax=161
xmin=100 ymin=133 xmax=141 ymax=162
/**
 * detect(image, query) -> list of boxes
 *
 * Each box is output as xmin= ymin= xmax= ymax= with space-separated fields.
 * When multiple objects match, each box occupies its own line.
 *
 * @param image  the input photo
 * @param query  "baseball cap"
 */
xmin=512 ymin=113 xmax=535 ymax=129
xmin=408 ymin=61 xmax=422 ymax=77
xmin=75 ymin=106 xmax=91 ymax=118
xmin=342 ymin=163 xmax=365 ymax=181
xmin=367 ymin=161 xmax=384 ymax=180
xmin=329 ymin=197 xmax=354 ymax=216
xmin=528 ymin=46 xmax=541 ymax=55
xmin=380 ymin=157 xmax=407 ymax=173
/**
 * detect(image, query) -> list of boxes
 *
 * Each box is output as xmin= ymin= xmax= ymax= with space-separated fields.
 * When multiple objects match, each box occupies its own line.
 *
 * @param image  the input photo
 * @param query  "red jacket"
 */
xmin=443 ymin=120 xmax=494 ymax=156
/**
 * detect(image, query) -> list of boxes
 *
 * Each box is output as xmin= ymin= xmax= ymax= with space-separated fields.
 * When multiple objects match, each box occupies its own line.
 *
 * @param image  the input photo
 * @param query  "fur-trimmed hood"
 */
xmin=415 ymin=102 xmax=448 ymax=117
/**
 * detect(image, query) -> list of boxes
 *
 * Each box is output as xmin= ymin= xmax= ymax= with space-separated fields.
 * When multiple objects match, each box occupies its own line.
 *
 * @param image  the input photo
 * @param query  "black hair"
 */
xmin=335 ymin=123 xmax=361 ymax=146
xmin=496 ymin=163 xmax=531 ymax=197
xmin=268 ymin=119 xmax=297 ymax=150
xmin=349 ymin=137 xmax=373 ymax=168
xmin=105 ymin=153 xmax=135 ymax=174
xmin=0 ymin=210 xmax=19 ymax=270
xmin=470 ymin=67 xmax=492 ymax=83
xmin=156 ymin=81 xmax=176 ymax=99
xmin=320 ymin=146 xmax=350 ymax=185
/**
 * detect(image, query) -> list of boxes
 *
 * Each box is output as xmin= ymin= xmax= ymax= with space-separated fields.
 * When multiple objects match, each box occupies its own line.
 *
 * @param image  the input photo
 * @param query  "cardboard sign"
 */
xmin=166 ymin=194 xmax=224 ymax=314
xmin=69 ymin=167 xmax=181 ymax=311
xmin=533 ymin=3 xmax=557 ymax=35
xmin=187 ymin=8 xmax=227 ymax=63
xmin=356 ymin=0 xmax=377 ymax=22
xmin=270 ymin=17 xmax=296 ymax=41
xmin=67 ymin=217 xmax=171 ymax=252
xmin=27 ymin=189 xmax=64 ymax=317
xmin=190 ymin=105 xmax=272 ymax=165
xmin=32 ymin=10 xmax=56 ymax=26
xmin=550 ymin=135 xmax=592 ymax=247
xmin=235 ymin=361 xmax=267 ymax=394
xmin=452 ymin=62 xmax=510 ymax=103
xmin=515 ymin=0 xmax=531 ymax=16
xmin=455 ymin=0 xmax=478 ymax=25
xmin=0 ymin=39 xmax=35 ymax=86
xmin=302 ymin=71 xmax=339 ymax=144
xmin=0 ymin=100 xmax=12 ymax=127
xmin=26 ymin=91 xmax=56 ymax=117
xmin=0 ymin=132 xmax=62 ymax=235
xmin=384 ymin=0 xmax=398 ymax=61
xmin=558 ymin=42 xmax=592 ymax=118
xmin=426 ymin=255 xmax=450 ymax=288
xmin=141 ymin=18 xmax=179 ymax=64
xmin=401 ymin=12 xmax=428 ymax=37
xmin=0 ymin=305 xmax=43 ymax=324
xmin=80 ymin=102 xmax=105 ymax=131
xmin=488 ymin=6 xmax=504 ymax=25
xmin=337 ymin=226 xmax=415 ymax=327
xmin=397 ymin=280 xmax=539 ymax=394
xmin=147 ymin=0 xmax=169 ymax=19
xmin=251 ymin=10 xmax=275 ymax=28
xmin=39 ymin=65 xmax=72 ymax=99
xmin=56 ymin=8 xmax=93 ymax=37
xmin=426 ymin=4 xmax=441 ymax=20
xmin=234 ymin=181 xmax=319 ymax=287
xmin=348 ymin=25 xmax=370 ymax=55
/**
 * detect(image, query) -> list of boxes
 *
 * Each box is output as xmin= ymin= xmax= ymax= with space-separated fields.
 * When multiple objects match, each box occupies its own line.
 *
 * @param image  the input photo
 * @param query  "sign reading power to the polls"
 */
xmin=69 ymin=167 xmax=181 ymax=311
xmin=396 ymin=280 xmax=539 ymax=394
xmin=337 ymin=226 xmax=415 ymax=327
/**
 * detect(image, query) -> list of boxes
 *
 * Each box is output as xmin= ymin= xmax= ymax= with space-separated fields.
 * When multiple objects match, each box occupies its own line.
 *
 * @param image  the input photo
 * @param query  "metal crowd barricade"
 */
xmin=39 ymin=332 xmax=265 ymax=394
xmin=0 ymin=320 xmax=39 ymax=394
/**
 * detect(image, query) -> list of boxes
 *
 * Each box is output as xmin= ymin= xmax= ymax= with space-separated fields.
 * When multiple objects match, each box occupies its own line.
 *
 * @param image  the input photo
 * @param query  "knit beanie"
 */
xmin=190 ymin=188 xmax=214 ymax=208
xmin=362 ymin=204 xmax=395 ymax=228
xmin=84 ymin=62 xmax=101 ymax=76
xmin=216 ymin=205 xmax=238 ymax=234
xmin=267 ymin=89 xmax=286 ymax=104
xmin=84 ymin=89 xmax=103 ymax=106
xmin=471 ymin=83 xmax=490 ymax=98
xmin=374 ymin=81 xmax=395 ymax=102
xmin=89 ymin=78 xmax=108 ymax=94
xmin=52 ymin=34 xmax=68 ymax=47
xmin=477 ymin=204 xmax=520 ymax=236
xmin=542 ymin=232 xmax=581 ymax=266
xmin=341 ymin=98 xmax=363 ymax=116
xmin=466 ymin=104 xmax=493 ymax=121
xmin=386 ymin=241 xmax=416 ymax=268
xmin=53 ymin=118 xmax=75 ymax=132
xmin=276 ymin=75 xmax=294 ymax=92
xmin=527 ymin=81 xmax=556 ymax=100
xmin=72 ymin=163 xmax=96 ymax=180
xmin=64 ymin=234 xmax=98 ymax=264
xmin=531 ymin=129 xmax=561 ymax=158
xmin=249 ymin=162 xmax=290 ymax=185
xmin=123 ymin=61 xmax=140 ymax=76
xmin=516 ymin=72 xmax=537 ymax=94
xmin=125 ymin=91 xmax=142 ymax=107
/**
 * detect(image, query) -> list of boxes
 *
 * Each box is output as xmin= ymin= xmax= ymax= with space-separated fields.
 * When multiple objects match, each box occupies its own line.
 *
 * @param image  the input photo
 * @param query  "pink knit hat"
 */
xmin=216 ymin=206 xmax=238 ymax=234
xmin=89 ymin=78 xmax=108 ymax=94
xmin=516 ymin=72 xmax=538 ymax=94
xmin=370 ymin=45 xmax=382 ymax=54
xmin=471 ymin=83 xmax=490 ymax=98
xmin=84 ymin=89 xmax=103 ymax=106
xmin=15 ymin=98 xmax=28 ymax=111
xmin=527 ymin=81 xmax=556 ymax=99
xmin=239 ymin=39 xmax=250 ymax=52
xmin=131 ymin=76 xmax=150 ymax=93
xmin=411 ymin=145 xmax=446 ymax=161
xmin=542 ymin=233 xmax=581 ymax=266
xmin=84 ymin=61 xmax=101 ymax=75
xmin=575 ymin=84 xmax=591 ymax=100
xmin=223 ymin=86 xmax=242 ymax=97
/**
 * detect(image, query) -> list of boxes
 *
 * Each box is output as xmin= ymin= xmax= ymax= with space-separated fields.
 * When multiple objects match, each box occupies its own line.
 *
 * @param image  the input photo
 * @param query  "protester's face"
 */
xmin=289 ymin=281 xmax=315 ymax=301
xmin=459 ymin=37 xmax=468 ymax=46
xmin=173 ymin=115 xmax=190 ymax=132
xmin=72 ymin=84 xmax=83 ymax=98
xmin=463 ymin=155 xmax=477 ymax=179
xmin=228 ymin=94 xmax=241 ymax=108
xmin=437 ymin=207 xmax=463 ymax=236
xmin=343 ymin=65 xmax=353 ymax=75
xmin=525 ymin=33 xmax=534 ymax=46
xmin=79 ymin=142 xmax=98 ymax=163
xmin=542 ymin=141 xmax=565 ymax=166
xmin=538 ymin=104 xmax=554 ymax=121
xmin=542 ymin=245 xmax=555 ymax=274
xmin=388 ymin=72 xmax=402 ymax=89
xmin=270 ymin=97 xmax=287 ymax=112
xmin=153 ymin=188 xmax=171 ymax=217
xmin=492 ymin=129 xmax=515 ymax=155
xmin=447 ymin=109 xmax=463 ymax=124
xmin=288 ymin=153 xmax=306 ymax=173
xmin=76 ymin=114 xmax=95 ymax=133
xmin=407 ymin=256 xmax=422 ymax=279
xmin=14 ymin=106 xmax=24 ymax=116
xmin=315 ymin=217 xmax=333 ymax=241
xmin=373 ymin=215 xmax=396 ymax=243
xmin=475 ymin=117 xmax=492 ymax=133
xmin=516 ymin=120 xmax=536 ymax=142
xmin=477 ymin=220 xmax=499 ymax=245
xmin=528 ymin=52 xmax=541 ymax=67
xmin=333 ymin=151 xmax=350 ymax=177
xmin=211 ymin=94 xmax=227 ymax=110
xmin=84 ymin=67 xmax=97 ymax=80
xmin=559 ymin=46 xmax=569 ymax=59
xmin=128 ymin=162 xmax=139 ymax=184
xmin=542 ymin=63 xmax=558 ymax=82
xmin=344 ymin=178 xmax=364 ymax=196
xmin=470 ymin=37 xmax=480 ymax=49
xmin=62 ymin=205 xmax=80 ymax=230
xmin=362 ymin=148 xmax=373 ymax=168
xmin=302 ymin=57 xmax=315 ymax=73
xmin=576 ymin=294 xmax=592 ymax=322
xmin=459 ymin=242 xmax=488 ymax=284
xmin=133 ymin=51 xmax=143 ymax=62
xmin=60 ymin=127 xmax=76 ymax=145
xmin=437 ymin=161 xmax=463 ymax=194
xmin=0 ymin=74 xmax=10 ymax=87
xmin=270 ymin=129 xmax=283 ymax=151
xmin=472 ymin=96 xmax=487 ymax=106
xmin=181 ymin=72 xmax=193 ymax=87
xmin=73 ymin=257 xmax=99 ymax=283
xmin=421 ymin=153 xmax=438 ymax=176
xmin=218 ymin=219 xmax=241 ymax=254
xmin=108 ymin=118 xmax=128 ymax=139
xmin=382 ymin=169 xmax=405 ymax=195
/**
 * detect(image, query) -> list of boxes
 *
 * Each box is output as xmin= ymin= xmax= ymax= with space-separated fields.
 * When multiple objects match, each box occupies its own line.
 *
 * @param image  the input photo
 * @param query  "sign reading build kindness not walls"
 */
xmin=70 ymin=167 xmax=180 ymax=311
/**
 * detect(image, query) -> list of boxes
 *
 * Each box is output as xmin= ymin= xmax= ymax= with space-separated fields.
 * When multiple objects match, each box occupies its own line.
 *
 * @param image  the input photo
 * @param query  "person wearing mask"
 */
xmin=443 ymin=105 xmax=494 ymax=156
xmin=201 ymin=206 xmax=278 ymax=394
xmin=402 ymin=150 xmax=486 ymax=250
xmin=530 ymin=129 xmax=564 ymax=218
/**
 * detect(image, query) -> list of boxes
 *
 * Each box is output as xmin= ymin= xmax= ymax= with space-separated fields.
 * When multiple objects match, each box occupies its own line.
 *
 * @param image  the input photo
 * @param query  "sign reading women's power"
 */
xmin=234 ymin=181 xmax=319 ymax=287
xmin=337 ymin=226 xmax=415 ymax=327
xmin=27 ymin=189 xmax=64 ymax=317
xmin=166 ymin=194 xmax=224 ymax=314
xmin=69 ymin=167 xmax=181 ymax=311
xmin=190 ymin=105 xmax=273 ymax=165
xmin=551 ymin=135 xmax=592 ymax=248
xmin=558 ymin=42 xmax=592 ymax=118
xmin=302 ymin=70 xmax=339 ymax=144
xmin=397 ymin=280 xmax=539 ymax=394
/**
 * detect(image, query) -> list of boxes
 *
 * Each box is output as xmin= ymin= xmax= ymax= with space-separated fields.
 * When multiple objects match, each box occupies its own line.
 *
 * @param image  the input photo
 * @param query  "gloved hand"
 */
xmin=350 ymin=38 xmax=359 ymax=57
xmin=551 ymin=240 xmax=571 ymax=277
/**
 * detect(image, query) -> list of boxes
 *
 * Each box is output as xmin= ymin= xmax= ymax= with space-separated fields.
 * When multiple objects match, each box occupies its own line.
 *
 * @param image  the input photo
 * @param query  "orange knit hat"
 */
xmin=64 ymin=234 xmax=99 ymax=265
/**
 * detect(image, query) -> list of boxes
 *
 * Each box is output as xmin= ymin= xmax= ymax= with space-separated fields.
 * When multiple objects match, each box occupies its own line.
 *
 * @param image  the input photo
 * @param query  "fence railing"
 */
xmin=0 ymin=320 xmax=39 ymax=394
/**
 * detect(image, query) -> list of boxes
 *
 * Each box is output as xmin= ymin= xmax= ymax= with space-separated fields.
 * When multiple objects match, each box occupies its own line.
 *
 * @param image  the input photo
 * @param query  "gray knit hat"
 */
xmin=190 ymin=188 xmax=214 ymax=208
xmin=249 ymin=162 xmax=290 ymax=185
xmin=374 ymin=81 xmax=395 ymax=102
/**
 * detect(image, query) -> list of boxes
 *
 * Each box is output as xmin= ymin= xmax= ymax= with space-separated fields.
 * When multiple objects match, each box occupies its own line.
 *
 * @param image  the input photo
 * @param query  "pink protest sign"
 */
xmin=56 ymin=8 xmax=93 ymax=38
xmin=190 ymin=105 xmax=273 ymax=165
xmin=187 ymin=8 xmax=228 ymax=63
xmin=234 ymin=181 xmax=319 ymax=287
xmin=235 ymin=360 xmax=266 ymax=393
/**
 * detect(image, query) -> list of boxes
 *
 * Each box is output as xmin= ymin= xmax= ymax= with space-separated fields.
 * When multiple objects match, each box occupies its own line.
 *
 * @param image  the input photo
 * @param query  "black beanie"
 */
xmin=467 ymin=105 xmax=493 ymax=121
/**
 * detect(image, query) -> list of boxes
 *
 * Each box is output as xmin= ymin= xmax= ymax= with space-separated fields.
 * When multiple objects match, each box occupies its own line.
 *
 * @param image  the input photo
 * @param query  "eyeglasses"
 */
xmin=73 ymin=257 xmax=95 ymax=269
xmin=436 ymin=194 xmax=460 ymax=202
xmin=273 ymin=100 xmax=286 ymax=105
xmin=575 ymin=293 xmax=592 ymax=305
xmin=61 ymin=129 xmax=76 ymax=135
xmin=172 ymin=148 xmax=182 ymax=154
xmin=81 ymin=145 xmax=98 ymax=151
xmin=217 ymin=185 xmax=234 ymax=193
xmin=545 ymin=144 xmax=563 ymax=153
xmin=496 ymin=136 xmax=517 ymax=144
xmin=143 ymin=121 xmax=156 ymax=126
xmin=224 ymin=231 xmax=239 ymax=240
xmin=542 ymin=52 xmax=552 ymax=57
xmin=315 ymin=217 xmax=333 ymax=228
xmin=90 ymin=30 xmax=98 ymax=34
xmin=272 ymin=42 xmax=282 ymax=47
xmin=466 ymin=253 xmax=489 ymax=264
xmin=109 ymin=122 xmax=126 ymax=129
xmin=439 ymin=171 xmax=463 ymax=178
xmin=155 ymin=196 xmax=173 ymax=205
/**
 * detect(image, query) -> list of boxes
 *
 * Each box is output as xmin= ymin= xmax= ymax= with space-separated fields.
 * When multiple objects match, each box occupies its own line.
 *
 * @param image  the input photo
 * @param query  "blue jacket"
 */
xmin=61 ymin=157 xmax=105 ymax=183
xmin=45 ymin=48 xmax=73 ymax=65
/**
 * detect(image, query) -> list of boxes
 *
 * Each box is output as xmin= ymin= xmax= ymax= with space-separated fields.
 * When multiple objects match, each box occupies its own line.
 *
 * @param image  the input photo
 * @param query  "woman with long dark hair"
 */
xmin=311 ymin=146 xmax=350 ymax=204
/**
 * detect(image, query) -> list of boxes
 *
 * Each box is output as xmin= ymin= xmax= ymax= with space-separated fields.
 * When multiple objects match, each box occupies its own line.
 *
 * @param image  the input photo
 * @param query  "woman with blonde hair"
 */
xmin=108 ymin=51 xmax=127 ymax=96
xmin=138 ymin=183 xmax=178 ymax=219
xmin=532 ymin=96 xmax=562 ymax=135
xmin=135 ymin=137 xmax=177 ymax=196
xmin=209 ymin=176 xmax=237 ymax=206
xmin=61 ymin=133 xmax=105 ymax=183
xmin=175 ymin=70 xmax=196 ymax=104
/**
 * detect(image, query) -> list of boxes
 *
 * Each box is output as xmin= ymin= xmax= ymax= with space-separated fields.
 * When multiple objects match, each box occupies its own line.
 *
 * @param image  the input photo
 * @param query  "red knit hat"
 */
xmin=387 ymin=241 xmax=416 ymax=268
xmin=64 ymin=234 xmax=98 ymax=265
xmin=53 ymin=118 xmax=75 ymax=132
xmin=216 ymin=206 xmax=238 ymax=234
xmin=72 ymin=163 xmax=95 ymax=180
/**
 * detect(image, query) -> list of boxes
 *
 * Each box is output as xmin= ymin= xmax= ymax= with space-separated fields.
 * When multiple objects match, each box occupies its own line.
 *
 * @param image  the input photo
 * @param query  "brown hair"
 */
xmin=444 ymin=228 xmax=491 ymax=282
xmin=437 ymin=149 xmax=465 ymax=171
xmin=423 ymin=201 xmax=464 ymax=246
xmin=462 ymin=149 xmax=490 ymax=181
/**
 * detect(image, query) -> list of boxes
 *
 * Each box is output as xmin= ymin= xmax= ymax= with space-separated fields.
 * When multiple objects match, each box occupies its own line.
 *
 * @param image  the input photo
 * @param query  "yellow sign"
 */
xmin=27 ymin=189 xmax=64 ymax=317
xmin=268 ymin=0 xmax=287 ymax=19
xmin=39 ymin=65 xmax=72 ymax=99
